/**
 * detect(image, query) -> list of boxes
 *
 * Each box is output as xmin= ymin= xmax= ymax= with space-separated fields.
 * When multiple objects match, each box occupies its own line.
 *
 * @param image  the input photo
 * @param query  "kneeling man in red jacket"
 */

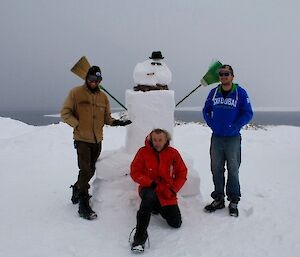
xmin=130 ymin=128 xmax=187 ymax=252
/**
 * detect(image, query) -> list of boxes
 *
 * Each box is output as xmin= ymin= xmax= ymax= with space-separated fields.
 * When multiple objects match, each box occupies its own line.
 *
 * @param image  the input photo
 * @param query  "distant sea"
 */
xmin=1 ymin=110 xmax=300 ymax=127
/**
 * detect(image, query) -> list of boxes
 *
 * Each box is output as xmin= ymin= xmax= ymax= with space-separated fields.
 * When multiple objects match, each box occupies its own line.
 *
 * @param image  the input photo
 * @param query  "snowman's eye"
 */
xmin=151 ymin=62 xmax=162 ymax=66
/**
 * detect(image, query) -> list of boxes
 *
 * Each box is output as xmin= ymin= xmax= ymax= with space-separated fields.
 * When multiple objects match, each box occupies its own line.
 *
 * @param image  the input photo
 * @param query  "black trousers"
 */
xmin=137 ymin=187 xmax=182 ymax=230
xmin=74 ymin=140 xmax=102 ymax=195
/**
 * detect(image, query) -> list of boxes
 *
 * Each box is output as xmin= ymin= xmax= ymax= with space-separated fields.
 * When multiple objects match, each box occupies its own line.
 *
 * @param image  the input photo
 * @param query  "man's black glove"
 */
xmin=150 ymin=181 xmax=157 ymax=189
xmin=112 ymin=119 xmax=132 ymax=126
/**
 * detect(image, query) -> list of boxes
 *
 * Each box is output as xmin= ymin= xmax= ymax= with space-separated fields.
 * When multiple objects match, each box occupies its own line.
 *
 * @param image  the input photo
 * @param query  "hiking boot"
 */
xmin=131 ymin=231 xmax=148 ymax=253
xmin=78 ymin=195 xmax=97 ymax=220
xmin=70 ymin=184 xmax=80 ymax=204
xmin=204 ymin=199 xmax=225 ymax=212
xmin=229 ymin=202 xmax=239 ymax=217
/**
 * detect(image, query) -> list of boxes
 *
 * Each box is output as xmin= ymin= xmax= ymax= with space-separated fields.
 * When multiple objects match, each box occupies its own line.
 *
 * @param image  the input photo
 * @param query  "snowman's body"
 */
xmin=123 ymin=58 xmax=200 ymax=197
xmin=133 ymin=59 xmax=172 ymax=91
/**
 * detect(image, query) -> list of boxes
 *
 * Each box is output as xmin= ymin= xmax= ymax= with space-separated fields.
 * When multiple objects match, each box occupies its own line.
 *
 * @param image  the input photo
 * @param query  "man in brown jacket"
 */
xmin=61 ymin=65 xmax=131 ymax=220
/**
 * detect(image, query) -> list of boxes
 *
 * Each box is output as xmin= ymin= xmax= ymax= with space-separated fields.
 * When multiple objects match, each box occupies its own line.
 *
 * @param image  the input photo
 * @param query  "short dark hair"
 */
xmin=151 ymin=128 xmax=172 ymax=141
xmin=220 ymin=64 xmax=234 ymax=76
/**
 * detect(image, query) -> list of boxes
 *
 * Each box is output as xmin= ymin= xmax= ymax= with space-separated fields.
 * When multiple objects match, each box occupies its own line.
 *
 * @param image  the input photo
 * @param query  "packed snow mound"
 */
xmin=125 ymin=90 xmax=175 ymax=154
xmin=95 ymin=147 xmax=201 ymax=197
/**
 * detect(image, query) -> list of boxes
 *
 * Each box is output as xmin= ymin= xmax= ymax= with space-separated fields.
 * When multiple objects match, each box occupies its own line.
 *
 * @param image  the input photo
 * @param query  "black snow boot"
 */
xmin=131 ymin=231 xmax=148 ymax=253
xmin=131 ymin=211 xmax=150 ymax=253
xmin=204 ymin=198 xmax=225 ymax=212
xmin=229 ymin=202 xmax=239 ymax=217
xmin=70 ymin=184 xmax=80 ymax=204
xmin=78 ymin=194 xmax=97 ymax=220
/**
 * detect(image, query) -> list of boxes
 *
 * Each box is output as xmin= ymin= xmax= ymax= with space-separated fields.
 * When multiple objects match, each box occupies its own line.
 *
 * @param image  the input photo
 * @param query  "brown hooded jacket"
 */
xmin=61 ymin=85 xmax=114 ymax=143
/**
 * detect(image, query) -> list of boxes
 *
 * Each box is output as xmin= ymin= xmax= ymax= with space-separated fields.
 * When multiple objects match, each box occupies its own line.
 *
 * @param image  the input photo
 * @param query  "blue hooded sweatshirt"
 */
xmin=203 ymin=83 xmax=253 ymax=136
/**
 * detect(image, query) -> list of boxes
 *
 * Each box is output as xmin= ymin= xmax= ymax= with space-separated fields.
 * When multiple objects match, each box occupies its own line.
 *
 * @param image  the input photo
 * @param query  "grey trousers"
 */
xmin=210 ymin=135 xmax=241 ymax=203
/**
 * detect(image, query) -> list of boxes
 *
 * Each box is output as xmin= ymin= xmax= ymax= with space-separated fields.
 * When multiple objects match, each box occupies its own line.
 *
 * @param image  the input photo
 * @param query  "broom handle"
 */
xmin=99 ymin=85 xmax=127 ymax=110
xmin=176 ymin=84 xmax=202 ymax=107
xmin=101 ymin=82 xmax=202 ymax=109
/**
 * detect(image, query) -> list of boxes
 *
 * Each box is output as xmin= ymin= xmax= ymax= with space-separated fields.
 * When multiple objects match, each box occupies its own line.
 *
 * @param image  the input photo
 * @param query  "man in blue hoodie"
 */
xmin=202 ymin=64 xmax=253 ymax=217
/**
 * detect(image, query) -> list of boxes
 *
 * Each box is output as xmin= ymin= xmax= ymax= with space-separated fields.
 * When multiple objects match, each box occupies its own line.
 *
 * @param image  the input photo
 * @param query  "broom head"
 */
xmin=71 ymin=56 xmax=91 ymax=80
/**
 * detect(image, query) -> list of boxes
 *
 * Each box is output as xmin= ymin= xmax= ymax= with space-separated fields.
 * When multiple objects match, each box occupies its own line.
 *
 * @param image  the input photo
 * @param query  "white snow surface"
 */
xmin=1 ymin=117 xmax=300 ymax=257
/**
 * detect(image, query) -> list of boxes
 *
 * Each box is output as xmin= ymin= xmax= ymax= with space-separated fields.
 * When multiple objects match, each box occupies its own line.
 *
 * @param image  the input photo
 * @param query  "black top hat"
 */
xmin=149 ymin=51 xmax=164 ymax=59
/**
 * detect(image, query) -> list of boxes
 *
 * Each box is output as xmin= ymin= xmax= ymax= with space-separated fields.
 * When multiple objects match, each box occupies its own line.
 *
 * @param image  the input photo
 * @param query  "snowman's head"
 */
xmin=133 ymin=59 xmax=172 ymax=86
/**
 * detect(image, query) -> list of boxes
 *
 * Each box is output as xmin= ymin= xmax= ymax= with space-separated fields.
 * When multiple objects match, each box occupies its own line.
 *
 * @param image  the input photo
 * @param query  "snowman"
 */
xmin=125 ymin=50 xmax=201 ymax=198
xmin=133 ymin=51 xmax=172 ymax=91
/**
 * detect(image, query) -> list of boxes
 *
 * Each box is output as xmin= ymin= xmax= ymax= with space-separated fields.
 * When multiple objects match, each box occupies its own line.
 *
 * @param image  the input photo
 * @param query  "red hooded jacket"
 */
xmin=130 ymin=137 xmax=187 ymax=206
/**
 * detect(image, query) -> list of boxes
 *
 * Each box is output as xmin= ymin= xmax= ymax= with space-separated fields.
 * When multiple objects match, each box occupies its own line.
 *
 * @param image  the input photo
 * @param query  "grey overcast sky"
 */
xmin=0 ymin=0 xmax=299 ymax=112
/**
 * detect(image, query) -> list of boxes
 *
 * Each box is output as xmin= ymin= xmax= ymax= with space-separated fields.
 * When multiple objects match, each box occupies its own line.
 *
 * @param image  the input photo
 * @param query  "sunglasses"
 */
xmin=87 ymin=75 xmax=102 ymax=82
xmin=151 ymin=62 xmax=162 ymax=66
xmin=218 ymin=72 xmax=231 ymax=77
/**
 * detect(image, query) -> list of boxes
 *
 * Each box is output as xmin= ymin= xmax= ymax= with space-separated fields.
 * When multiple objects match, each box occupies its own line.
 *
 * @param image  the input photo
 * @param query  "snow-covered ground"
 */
xmin=0 ymin=117 xmax=300 ymax=257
